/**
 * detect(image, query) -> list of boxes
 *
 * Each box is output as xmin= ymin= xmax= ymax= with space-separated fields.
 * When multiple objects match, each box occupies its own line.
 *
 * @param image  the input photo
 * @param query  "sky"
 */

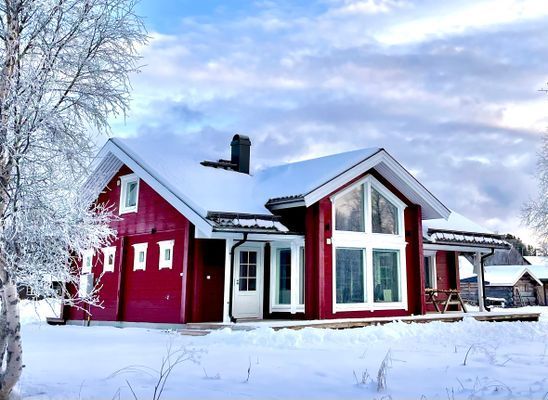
xmin=109 ymin=0 xmax=548 ymax=245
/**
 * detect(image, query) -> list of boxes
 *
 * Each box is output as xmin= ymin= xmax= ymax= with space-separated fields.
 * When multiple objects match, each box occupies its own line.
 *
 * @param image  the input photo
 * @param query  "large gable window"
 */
xmin=331 ymin=175 xmax=407 ymax=312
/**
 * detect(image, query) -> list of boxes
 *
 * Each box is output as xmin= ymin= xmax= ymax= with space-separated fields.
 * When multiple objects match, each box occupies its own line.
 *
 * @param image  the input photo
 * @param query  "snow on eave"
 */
xmin=85 ymin=139 xmax=214 ymax=236
xmin=299 ymin=148 xmax=450 ymax=220
xmin=481 ymin=266 xmax=543 ymax=287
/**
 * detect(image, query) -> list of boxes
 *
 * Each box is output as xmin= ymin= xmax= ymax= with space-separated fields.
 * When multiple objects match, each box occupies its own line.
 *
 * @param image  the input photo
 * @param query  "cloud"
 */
xmin=119 ymin=0 xmax=548 ymax=245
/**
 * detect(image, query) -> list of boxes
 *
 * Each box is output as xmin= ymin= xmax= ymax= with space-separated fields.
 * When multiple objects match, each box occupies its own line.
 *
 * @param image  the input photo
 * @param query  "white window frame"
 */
xmin=424 ymin=250 xmax=437 ymax=290
xmin=158 ymin=240 xmax=175 ymax=270
xmin=119 ymin=173 xmax=140 ymax=214
xmin=81 ymin=249 xmax=94 ymax=274
xmin=270 ymin=240 xmax=305 ymax=314
xmin=132 ymin=242 xmax=148 ymax=271
xmin=331 ymin=175 xmax=408 ymax=312
xmin=102 ymin=246 xmax=116 ymax=273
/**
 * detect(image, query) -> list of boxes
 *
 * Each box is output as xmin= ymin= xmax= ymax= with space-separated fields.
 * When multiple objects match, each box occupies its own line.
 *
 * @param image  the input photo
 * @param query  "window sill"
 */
xmin=334 ymin=302 xmax=408 ymax=313
xmin=119 ymin=207 xmax=138 ymax=215
xmin=271 ymin=305 xmax=305 ymax=313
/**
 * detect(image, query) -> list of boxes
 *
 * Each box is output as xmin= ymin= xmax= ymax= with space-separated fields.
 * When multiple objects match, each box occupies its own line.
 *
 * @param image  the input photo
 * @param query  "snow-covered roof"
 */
xmin=424 ymin=211 xmax=509 ymax=250
xmin=86 ymin=136 xmax=451 ymax=236
xmin=424 ymin=211 xmax=492 ymax=234
xmin=524 ymin=256 xmax=548 ymax=266
xmin=460 ymin=264 xmax=543 ymax=287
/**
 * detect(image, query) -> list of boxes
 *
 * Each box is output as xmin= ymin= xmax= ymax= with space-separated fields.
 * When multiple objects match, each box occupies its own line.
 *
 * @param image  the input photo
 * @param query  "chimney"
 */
xmin=230 ymin=134 xmax=251 ymax=174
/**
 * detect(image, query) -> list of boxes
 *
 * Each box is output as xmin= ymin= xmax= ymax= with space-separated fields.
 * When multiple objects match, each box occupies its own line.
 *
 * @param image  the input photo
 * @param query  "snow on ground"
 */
xmin=18 ymin=302 xmax=548 ymax=399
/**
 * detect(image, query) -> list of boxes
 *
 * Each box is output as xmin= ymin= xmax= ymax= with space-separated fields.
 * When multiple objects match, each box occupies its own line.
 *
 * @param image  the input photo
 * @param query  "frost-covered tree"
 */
xmin=0 ymin=0 xmax=145 ymax=397
xmin=523 ymin=133 xmax=548 ymax=248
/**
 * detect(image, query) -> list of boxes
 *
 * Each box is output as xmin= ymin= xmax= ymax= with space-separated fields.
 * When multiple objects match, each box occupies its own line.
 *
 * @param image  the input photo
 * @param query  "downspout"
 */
xmin=480 ymin=248 xmax=495 ymax=312
xmin=228 ymin=233 xmax=248 ymax=323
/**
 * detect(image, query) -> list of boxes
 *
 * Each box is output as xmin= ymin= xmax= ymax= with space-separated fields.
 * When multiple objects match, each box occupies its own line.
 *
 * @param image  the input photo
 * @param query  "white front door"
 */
xmin=233 ymin=247 xmax=263 ymax=319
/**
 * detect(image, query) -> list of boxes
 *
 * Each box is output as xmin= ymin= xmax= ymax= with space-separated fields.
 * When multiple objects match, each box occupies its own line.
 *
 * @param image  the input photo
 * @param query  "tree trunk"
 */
xmin=0 ymin=283 xmax=22 ymax=400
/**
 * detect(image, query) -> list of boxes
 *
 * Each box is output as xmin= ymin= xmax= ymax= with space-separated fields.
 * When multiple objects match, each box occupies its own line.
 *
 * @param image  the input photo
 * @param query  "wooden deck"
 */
xmin=182 ymin=310 xmax=541 ymax=334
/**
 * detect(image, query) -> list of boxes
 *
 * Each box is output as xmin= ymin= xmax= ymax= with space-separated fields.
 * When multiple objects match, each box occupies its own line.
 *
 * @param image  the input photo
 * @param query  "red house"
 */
xmin=66 ymin=135 xmax=508 ymax=326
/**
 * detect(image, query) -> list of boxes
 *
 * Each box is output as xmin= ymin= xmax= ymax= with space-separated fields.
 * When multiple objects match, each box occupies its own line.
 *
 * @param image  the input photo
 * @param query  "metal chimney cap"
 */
xmin=231 ymin=134 xmax=251 ymax=146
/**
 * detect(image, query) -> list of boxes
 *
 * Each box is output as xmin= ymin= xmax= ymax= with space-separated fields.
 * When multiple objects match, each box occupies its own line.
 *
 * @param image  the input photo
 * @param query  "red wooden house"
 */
xmin=66 ymin=135 xmax=508 ymax=326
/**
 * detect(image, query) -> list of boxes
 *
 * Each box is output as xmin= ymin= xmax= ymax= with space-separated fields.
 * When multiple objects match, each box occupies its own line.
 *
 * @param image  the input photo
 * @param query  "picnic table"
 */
xmin=425 ymin=288 xmax=467 ymax=313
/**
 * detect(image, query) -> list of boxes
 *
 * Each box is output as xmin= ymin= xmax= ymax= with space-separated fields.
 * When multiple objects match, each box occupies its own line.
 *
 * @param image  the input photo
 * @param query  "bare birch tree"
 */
xmin=0 ymin=0 xmax=145 ymax=397
xmin=523 ymin=133 xmax=548 ymax=249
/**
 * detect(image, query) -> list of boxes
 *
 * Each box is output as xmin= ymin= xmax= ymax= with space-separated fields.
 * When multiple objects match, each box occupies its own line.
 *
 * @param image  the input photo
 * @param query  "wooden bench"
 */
xmin=425 ymin=289 xmax=467 ymax=313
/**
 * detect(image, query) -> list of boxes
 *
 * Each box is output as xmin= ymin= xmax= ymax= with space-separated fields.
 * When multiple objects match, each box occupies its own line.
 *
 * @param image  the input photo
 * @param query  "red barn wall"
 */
xmin=65 ymin=165 xmax=191 ymax=324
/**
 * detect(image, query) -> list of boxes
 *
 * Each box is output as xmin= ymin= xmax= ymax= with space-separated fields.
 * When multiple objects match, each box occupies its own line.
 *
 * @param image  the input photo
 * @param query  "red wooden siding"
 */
xmin=424 ymin=250 xmax=460 ymax=312
xmin=65 ymin=165 xmax=191 ymax=324
xmin=189 ymin=239 xmax=226 ymax=323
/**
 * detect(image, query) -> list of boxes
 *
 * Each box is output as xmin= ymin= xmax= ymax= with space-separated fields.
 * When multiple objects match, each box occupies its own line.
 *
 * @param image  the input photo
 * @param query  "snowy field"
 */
xmin=18 ymin=302 xmax=548 ymax=399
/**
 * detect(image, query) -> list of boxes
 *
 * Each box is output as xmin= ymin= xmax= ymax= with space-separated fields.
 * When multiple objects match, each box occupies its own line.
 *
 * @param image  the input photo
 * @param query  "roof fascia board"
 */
xmin=194 ymin=229 xmax=304 ymax=241
xmin=423 ymin=243 xmax=493 ymax=253
xmin=107 ymin=141 xmax=214 ymax=236
xmin=303 ymin=150 xmax=450 ymax=219
xmin=267 ymin=199 xmax=306 ymax=210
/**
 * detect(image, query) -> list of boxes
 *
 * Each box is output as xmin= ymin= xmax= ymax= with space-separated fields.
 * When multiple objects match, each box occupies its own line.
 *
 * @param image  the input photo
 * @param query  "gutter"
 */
xmin=480 ymin=248 xmax=495 ymax=312
xmin=228 ymin=233 xmax=248 ymax=323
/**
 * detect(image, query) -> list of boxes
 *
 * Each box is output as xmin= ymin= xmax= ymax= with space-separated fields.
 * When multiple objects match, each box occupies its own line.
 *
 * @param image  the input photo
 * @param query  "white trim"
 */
xmin=269 ymin=241 xmax=305 ymax=314
xmin=194 ymin=229 xmax=304 ymax=242
xmin=132 ymin=242 xmax=148 ymax=271
xmin=222 ymin=239 xmax=233 ymax=323
xmin=423 ymin=250 xmax=437 ymax=290
xmin=304 ymin=150 xmax=450 ymax=220
xmin=119 ymin=173 xmax=139 ymax=214
xmin=101 ymin=246 xmax=116 ymax=273
xmin=157 ymin=240 xmax=175 ymax=270
xmin=232 ymin=244 xmax=265 ymax=319
xmin=81 ymin=249 xmax=94 ymax=274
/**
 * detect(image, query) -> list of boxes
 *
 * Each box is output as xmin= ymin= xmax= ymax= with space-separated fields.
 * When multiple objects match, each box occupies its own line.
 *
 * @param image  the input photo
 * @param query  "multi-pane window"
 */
xmin=102 ymin=246 xmax=116 ymax=273
xmin=158 ymin=240 xmax=175 ymax=269
xmin=239 ymin=251 xmax=257 ymax=291
xmin=271 ymin=244 xmax=305 ymax=312
xmin=332 ymin=175 xmax=407 ymax=311
xmin=120 ymin=174 xmax=139 ymax=214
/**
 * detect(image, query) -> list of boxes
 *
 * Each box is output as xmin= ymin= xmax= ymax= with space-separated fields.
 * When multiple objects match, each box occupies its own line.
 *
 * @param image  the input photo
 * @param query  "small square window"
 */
xmin=102 ymin=246 xmax=116 ymax=273
xmin=158 ymin=240 xmax=175 ymax=269
xmin=132 ymin=243 xmax=148 ymax=271
xmin=81 ymin=250 xmax=94 ymax=274
xmin=119 ymin=174 xmax=139 ymax=214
